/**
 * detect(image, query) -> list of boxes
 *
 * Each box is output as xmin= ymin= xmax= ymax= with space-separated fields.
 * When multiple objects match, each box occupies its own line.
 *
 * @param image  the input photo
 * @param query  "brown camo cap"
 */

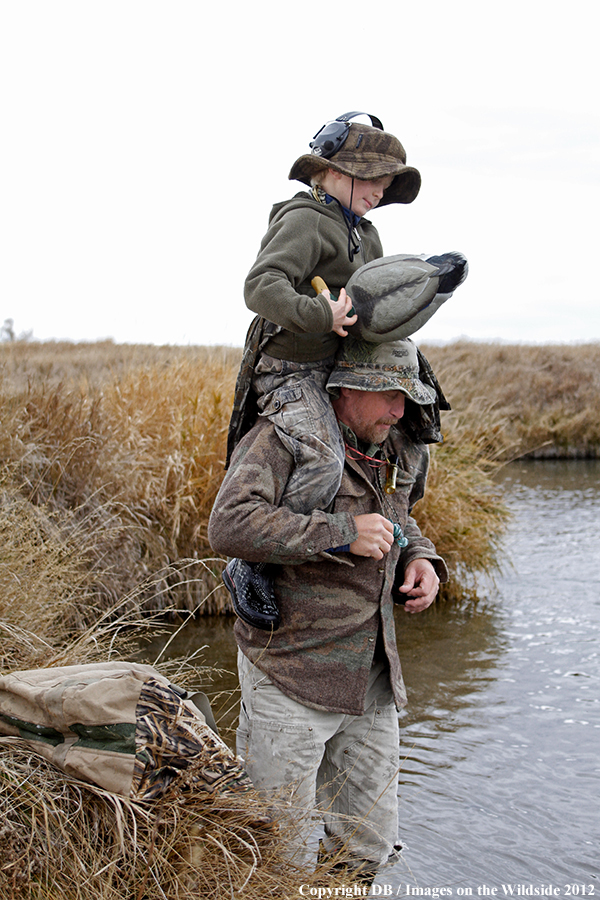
xmin=289 ymin=122 xmax=421 ymax=205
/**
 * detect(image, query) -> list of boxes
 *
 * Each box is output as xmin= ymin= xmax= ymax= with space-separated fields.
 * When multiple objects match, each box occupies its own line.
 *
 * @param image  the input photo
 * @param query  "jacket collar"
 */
xmin=339 ymin=421 xmax=383 ymax=460
xmin=311 ymin=185 xmax=362 ymax=228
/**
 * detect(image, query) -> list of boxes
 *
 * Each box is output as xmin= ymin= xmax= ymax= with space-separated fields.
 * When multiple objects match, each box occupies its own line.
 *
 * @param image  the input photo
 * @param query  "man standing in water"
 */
xmin=208 ymin=337 xmax=448 ymax=886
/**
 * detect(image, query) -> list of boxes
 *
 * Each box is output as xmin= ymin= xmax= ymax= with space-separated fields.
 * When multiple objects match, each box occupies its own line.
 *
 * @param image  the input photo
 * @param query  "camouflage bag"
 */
xmin=0 ymin=661 xmax=252 ymax=802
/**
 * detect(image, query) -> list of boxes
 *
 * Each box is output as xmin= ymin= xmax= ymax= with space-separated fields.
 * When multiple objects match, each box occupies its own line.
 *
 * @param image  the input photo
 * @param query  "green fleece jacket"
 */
xmin=244 ymin=191 xmax=384 ymax=362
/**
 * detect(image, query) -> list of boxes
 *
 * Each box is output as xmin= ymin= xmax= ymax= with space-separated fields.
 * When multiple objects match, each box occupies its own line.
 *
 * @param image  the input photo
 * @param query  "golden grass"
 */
xmin=0 ymin=484 xmax=335 ymax=899
xmin=2 ymin=337 xmax=598 ymax=612
xmin=0 ymin=738 xmax=400 ymax=899
xmin=420 ymin=340 xmax=600 ymax=459
xmin=1 ymin=337 xmax=597 ymax=896
xmin=0 ymin=742 xmax=314 ymax=899
xmin=0 ymin=343 xmax=239 ymax=616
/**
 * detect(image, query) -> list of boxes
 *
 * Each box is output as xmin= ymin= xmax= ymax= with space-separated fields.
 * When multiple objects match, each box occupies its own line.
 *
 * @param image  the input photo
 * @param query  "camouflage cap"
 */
xmin=326 ymin=337 xmax=437 ymax=405
xmin=289 ymin=122 xmax=421 ymax=206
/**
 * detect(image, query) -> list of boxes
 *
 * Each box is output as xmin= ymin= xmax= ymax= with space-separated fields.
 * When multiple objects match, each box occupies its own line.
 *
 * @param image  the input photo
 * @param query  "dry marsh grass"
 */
xmin=0 ymin=742 xmax=320 ymax=899
xmin=2 ymin=338 xmax=598 ymax=612
xmin=1 ymin=342 xmax=240 ymax=616
xmin=0 ymin=489 xmax=325 ymax=899
xmin=0 ymin=738 xmax=400 ymax=899
xmin=2 ymin=337 xmax=598 ymax=897
xmin=420 ymin=340 xmax=600 ymax=459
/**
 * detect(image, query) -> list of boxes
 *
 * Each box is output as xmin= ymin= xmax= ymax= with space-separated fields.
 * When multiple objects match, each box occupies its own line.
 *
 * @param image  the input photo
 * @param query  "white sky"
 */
xmin=1 ymin=0 xmax=598 ymax=347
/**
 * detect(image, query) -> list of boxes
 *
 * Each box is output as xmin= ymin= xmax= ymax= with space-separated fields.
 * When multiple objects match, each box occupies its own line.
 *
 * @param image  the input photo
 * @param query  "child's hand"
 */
xmin=325 ymin=287 xmax=358 ymax=337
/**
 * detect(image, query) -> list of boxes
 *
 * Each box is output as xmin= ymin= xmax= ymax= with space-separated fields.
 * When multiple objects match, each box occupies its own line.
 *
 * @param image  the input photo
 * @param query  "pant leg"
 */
xmin=252 ymin=355 xmax=345 ymax=515
xmin=317 ymin=660 xmax=400 ymax=868
xmin=237 ymin=651 xmax=400 ymax=870
xmin=236 ymin=650 xmax=345 ymax=864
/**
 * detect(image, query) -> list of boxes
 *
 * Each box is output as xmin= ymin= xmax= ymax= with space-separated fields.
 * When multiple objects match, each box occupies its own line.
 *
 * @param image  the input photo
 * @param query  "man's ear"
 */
xmin=332 ymin=386 xmax=354 ymax=417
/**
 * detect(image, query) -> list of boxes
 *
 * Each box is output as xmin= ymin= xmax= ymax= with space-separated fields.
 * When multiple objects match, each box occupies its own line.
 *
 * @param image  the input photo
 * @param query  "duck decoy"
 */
xmin=344 ymin=251 xmax=468 ymax=343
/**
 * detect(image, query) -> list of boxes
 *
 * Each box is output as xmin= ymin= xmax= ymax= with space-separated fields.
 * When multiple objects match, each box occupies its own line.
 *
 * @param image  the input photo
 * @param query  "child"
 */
xmin=222 ymin=112 xmax=422 ymax=629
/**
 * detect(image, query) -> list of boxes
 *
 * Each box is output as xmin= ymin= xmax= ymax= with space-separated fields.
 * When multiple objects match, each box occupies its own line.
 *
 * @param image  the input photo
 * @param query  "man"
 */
xmin=208 ymin=336 xmax=448 ymax=885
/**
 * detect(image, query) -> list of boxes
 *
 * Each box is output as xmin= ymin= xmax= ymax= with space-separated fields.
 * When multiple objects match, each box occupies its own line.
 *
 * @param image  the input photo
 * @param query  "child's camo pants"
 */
xmin=253 ymin=353 xmax=345 ymax=515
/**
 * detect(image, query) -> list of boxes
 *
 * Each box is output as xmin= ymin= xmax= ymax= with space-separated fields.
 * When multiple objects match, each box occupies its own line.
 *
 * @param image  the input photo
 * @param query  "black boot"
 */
xmin=222 ymin=558 xmax=281 ymax=631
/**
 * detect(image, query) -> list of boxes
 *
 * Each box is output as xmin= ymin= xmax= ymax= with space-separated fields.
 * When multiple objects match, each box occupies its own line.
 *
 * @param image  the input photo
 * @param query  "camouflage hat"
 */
xmin=289 ymin=122 xmax=421 ymax=206
xmin=326 ymin=336 xmax=436 ymax=405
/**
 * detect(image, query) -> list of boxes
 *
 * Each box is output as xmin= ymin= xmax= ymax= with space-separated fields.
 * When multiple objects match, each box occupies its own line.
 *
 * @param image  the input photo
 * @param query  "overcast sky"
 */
xmin=1 ymin=0 xmax=598 ymax=347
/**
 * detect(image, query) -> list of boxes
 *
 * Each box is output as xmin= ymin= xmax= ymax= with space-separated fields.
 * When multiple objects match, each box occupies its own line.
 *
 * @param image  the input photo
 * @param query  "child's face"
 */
xmin=322 ymin=170 xmax=395 ymax=217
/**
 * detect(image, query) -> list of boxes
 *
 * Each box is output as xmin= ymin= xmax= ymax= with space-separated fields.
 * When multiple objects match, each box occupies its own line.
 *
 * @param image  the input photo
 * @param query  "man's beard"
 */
xmin=354 ymin=418 xmax=397 ymax=445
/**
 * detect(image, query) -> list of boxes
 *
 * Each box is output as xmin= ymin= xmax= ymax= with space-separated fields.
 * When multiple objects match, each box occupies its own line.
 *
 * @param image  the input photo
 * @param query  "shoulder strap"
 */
xmin=225 ymin=317 xmax=281 ymax=467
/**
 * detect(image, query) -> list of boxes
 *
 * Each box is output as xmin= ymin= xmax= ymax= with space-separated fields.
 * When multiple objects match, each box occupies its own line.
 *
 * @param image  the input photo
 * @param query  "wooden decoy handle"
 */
xmin=311 ymin=276 xmax=329 ymax=295
xmin=312 ymin=276 xmax=356 ymax=317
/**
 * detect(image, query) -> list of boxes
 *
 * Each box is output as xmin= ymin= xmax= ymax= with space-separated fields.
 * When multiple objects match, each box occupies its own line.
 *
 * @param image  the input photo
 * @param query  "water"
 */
xmin=141 ymin=460 xmax=600 ymax=892
xmin=389 ymin=459 xmax=600 ymax=891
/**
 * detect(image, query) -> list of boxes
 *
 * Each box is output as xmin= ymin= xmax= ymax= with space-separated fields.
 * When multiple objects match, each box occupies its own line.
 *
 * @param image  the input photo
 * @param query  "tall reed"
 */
xmin=2 ymin=338 xmax=596 ymax=896
xmin=6 ymin=338 xmax=596 ymax=613
xmin=0 ymin=346 xmax=239 ymax=615
xmin=421 ymin=340 xmax=600 ymax=458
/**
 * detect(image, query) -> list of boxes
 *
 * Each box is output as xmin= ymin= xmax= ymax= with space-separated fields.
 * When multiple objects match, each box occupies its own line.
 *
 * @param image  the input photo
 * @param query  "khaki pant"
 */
xmin=237 ymin=650 xmax=400 ymax=868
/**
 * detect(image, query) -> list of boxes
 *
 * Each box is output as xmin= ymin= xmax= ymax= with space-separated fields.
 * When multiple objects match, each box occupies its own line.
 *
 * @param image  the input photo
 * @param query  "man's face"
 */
xmin=335 ymin=388 xmax=406 ymax=444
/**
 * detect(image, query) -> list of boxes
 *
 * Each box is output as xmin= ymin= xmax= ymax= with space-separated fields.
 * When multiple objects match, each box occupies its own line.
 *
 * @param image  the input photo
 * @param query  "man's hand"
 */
xmin=325 ymin=287 xmax=358 ymax=337
xmin=396 ymin=558 xmax=440 ymax=613
xmin=350 ymin=514 xmax=394 ymax=560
